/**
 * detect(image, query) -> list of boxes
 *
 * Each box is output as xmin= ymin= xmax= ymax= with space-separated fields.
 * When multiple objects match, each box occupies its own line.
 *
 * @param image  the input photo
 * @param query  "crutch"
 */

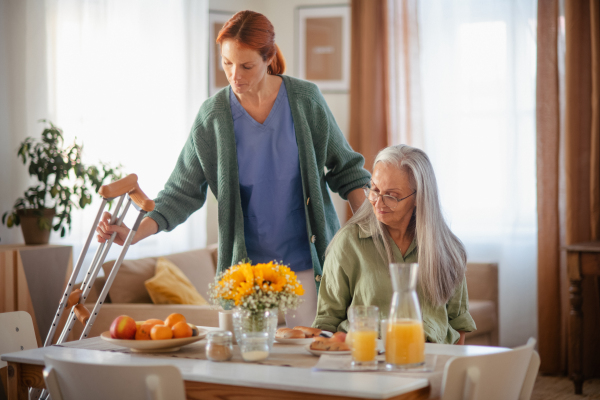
xmin=36 ymin=174 xmax=154 ymax=399
xmin=43 ymin=173 xmax=155 ymax=345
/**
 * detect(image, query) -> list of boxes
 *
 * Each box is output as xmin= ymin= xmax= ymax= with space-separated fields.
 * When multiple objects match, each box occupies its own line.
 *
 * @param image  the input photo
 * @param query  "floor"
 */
xmin=532 ymin=375 xmax=600 ymax=399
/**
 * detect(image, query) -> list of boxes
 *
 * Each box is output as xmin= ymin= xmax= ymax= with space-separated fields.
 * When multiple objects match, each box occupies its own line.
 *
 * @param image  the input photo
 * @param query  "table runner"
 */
xmin=56 ymin=337 xmax=450 ymax=398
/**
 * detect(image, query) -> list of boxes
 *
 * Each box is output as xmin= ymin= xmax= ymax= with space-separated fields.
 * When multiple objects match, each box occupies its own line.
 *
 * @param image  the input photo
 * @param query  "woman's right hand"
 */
xmin=96 ymin=211 xmax=130 ymax=246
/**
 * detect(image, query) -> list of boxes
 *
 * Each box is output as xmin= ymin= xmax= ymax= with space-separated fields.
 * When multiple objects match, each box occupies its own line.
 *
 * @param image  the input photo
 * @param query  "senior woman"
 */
xmin=95 ymin=10 xmax=370 ymax=327
xmin=313 ymin=144 xmax=476 ymax=344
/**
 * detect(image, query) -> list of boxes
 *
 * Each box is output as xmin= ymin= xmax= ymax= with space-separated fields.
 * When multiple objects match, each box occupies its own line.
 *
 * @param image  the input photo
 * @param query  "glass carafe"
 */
xmin=385 ymin=263 xmax=425 ymax=369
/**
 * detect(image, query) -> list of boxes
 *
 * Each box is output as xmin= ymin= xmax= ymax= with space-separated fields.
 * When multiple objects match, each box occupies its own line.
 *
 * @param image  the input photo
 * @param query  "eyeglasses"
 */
xmin=363 ymin=185 xmax=416 ymax=210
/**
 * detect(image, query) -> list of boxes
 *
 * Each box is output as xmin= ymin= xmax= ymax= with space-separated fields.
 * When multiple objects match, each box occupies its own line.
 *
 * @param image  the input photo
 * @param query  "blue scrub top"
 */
xmin=230 ymin=81 xmax=313 ymax=272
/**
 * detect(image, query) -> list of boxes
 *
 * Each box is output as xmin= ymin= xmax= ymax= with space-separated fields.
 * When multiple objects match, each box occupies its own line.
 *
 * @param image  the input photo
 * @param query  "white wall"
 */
xmin=0 ymin=0 xmax=51 ymax=245
xmin=206 ymin=0 xmax=352 ymax=245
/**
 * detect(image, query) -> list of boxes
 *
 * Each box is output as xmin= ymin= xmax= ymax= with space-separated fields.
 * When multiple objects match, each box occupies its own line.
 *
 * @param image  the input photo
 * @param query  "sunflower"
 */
xmin=254 ymin=262 xmax=287 ymax=292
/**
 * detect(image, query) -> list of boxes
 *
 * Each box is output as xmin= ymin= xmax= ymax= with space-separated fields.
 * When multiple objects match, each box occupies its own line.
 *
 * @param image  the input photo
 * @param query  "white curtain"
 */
xmin=412 ymin=0 xmax=538 ymax=347
xmin=0 ymin=0 xmax=209 ymax=277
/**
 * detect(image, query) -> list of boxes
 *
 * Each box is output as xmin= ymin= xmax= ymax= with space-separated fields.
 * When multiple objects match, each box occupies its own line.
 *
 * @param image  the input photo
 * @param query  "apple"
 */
xmin=110 ymin=315 xmax=137 ymax=339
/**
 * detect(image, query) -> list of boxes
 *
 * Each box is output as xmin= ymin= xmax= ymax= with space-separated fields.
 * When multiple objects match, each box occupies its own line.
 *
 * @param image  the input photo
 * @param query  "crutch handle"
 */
xmin=98 ymin=174 xmax=138 ymax=199
xmin=66 ymin=288 xmax=82 ymax=308
xmin=130 ymin=182 xmax=155 ymax=212
xmin=74 ymin=304 xmax=91 ymax=325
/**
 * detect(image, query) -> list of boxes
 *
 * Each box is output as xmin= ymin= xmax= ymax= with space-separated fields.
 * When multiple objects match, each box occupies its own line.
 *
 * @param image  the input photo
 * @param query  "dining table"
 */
xmin=1 ymin=326 xmax=509 ymax=400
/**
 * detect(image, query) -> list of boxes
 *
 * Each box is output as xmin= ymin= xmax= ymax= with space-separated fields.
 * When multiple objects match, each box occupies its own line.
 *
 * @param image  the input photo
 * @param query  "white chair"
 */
xmin=0 ymin=312 xmax=39 ymax=400
xmin=441 ymin=338 xmax=540 ymax=400
xmin=43 ymin=355 xmax=186 ymax=400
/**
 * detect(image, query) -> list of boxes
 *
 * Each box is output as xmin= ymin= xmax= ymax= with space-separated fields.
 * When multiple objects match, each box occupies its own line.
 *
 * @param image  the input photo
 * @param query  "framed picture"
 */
xmin=209 ymin=11 xmax=233 ymax=97
xmin=296 ymin=5 xmax=350 ymax=93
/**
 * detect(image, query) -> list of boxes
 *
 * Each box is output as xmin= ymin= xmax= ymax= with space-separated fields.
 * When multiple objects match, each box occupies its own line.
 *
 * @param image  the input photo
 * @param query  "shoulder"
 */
xmin=193 ymin=87 xmax=231 ymax=129
xmin=280 ymin=75 xmax=327 ymax=106
xmin=327 ymin=224 xmax=364 ymax=260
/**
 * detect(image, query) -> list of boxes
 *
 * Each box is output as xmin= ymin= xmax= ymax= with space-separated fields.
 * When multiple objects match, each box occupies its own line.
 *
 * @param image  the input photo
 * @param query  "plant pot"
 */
xmin=16 ymin=208 xmax=56 ymax=245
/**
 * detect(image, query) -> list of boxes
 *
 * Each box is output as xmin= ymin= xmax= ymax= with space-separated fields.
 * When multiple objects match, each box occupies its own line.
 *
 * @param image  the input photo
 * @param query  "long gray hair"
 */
xmin=328 ymin=144 xmax=466 ymax=306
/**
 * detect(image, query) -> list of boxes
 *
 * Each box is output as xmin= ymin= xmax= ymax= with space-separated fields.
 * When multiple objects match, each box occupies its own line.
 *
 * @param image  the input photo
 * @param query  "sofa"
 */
xmin=73 ymin=246 xmax=498 ymax=346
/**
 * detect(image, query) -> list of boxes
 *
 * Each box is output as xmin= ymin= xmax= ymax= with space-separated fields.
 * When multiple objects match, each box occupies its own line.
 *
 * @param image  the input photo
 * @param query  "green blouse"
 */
xmin=312 ymin=224 xmax=477 ymax=344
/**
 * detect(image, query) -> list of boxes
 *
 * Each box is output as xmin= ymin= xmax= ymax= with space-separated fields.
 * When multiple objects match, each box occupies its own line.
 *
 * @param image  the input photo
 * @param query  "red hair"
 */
xmin=216 ymin=10 xmax=286 ymax=75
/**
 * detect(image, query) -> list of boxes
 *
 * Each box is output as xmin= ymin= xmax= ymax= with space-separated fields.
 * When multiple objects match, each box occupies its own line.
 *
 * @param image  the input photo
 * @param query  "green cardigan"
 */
xmin=146 ymin=75 xmax=371 ymax=282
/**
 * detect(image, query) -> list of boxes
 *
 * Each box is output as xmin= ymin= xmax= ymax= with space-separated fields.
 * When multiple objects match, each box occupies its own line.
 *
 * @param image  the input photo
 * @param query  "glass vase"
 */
xmin=232 ymin=308 xmax=278 ymax=350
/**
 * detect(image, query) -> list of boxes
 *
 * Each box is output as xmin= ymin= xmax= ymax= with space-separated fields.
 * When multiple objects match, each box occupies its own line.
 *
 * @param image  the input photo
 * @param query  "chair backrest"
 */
xmin=0 ymin=311 xmax=38 ymax=369
xmin=43 ymin=355 xmax=186 ymax=400
xmin=441 ymin=338 xmax=537 ymax=400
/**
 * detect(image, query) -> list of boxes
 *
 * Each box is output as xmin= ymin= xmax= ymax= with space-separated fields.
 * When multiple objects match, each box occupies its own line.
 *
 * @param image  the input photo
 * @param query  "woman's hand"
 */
xmin=96 ymin=212 xmax=131 ymax=246
xmin=456 ymin=331 xmax=466 ymax=345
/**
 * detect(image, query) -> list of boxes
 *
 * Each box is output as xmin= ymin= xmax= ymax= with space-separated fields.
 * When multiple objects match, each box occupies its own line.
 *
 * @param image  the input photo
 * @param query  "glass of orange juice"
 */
xmin=348 ymin=305 xmax=379 ymax=370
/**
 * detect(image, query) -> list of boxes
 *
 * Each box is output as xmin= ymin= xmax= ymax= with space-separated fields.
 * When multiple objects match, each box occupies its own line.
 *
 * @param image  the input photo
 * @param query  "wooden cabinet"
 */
xmin=0 ymin=244 xmax=73 ymax=346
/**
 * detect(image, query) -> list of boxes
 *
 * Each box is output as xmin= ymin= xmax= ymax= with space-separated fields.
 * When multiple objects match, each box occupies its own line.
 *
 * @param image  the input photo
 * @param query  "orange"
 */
xmin=150 ymin=324 xmax=173 ymax=340
xmin=164 ymin=313 xmax=186 ymax=328
xmin=135 ymin=323 xmax=153 ymax=340
xmin=145 ymin=318 xmax=165 ymax=328
xmin=172 ymin=321 xmax=193 ymax=339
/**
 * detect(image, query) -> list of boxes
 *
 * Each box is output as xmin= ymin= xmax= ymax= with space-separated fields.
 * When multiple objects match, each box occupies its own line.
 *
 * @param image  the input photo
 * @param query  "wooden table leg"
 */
xmin=7 ymin=363 xmax=27 ymax=400
xmin=567 ymin=251 xmax=584 ymax=395
xmin=6 ymin=362 xmax=45 ymax=400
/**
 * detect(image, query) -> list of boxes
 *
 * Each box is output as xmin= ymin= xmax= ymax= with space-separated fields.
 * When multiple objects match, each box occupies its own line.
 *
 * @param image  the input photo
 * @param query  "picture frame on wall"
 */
xmin=296 ymin=5 xmax=350 ymax=93
xmin=209 ymin=11 xmax=233 ymax=97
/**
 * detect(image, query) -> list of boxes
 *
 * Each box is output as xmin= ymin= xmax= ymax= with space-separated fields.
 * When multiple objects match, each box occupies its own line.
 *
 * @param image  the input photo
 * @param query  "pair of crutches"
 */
xmin=45 ymin=173 xmax=154 ymax=345
xmin=35 ymin=174 xmax=154 ymax=399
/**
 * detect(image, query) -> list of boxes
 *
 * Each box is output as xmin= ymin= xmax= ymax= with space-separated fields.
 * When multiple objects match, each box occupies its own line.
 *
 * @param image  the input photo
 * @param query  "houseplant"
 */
xmin=2 ymin=120 xmax=122 ymax=244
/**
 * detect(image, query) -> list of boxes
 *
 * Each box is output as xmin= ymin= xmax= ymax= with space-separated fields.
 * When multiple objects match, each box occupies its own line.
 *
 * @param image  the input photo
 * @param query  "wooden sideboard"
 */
xmin=0 ymin=244 xmax=73 ymax=346
xmin=564 ymin=241 xmax=600 ymax=394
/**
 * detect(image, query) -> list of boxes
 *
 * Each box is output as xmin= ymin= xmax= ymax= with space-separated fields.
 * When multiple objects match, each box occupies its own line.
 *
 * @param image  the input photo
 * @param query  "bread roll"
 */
xmin=293 ymin=326 xmax=322 ymax=338
xmin=276 ymin=328 xmax=305 ymax=339
xmin=310 ymin=339 xmax=350 ymax=351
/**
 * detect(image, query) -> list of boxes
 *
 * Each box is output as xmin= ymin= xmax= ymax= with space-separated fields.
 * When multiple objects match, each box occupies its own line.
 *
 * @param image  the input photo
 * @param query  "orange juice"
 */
xmin=385 ymin=319 xmax=425 ymax=365
xmin=351 ymin=330 xmax=378 ymax=362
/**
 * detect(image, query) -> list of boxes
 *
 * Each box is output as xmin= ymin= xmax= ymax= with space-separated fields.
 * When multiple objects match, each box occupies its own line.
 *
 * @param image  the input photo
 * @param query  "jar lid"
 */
xmin=207 ymin=330 xmax=233 ymax=344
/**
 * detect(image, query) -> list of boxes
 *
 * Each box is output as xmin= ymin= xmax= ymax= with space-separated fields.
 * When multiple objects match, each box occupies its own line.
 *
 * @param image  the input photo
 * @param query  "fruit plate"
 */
xmin=100 ymin=327 xmax=207 ymax=353
xmin=274 ymin=337 xmax=314 ymax=345
xmin=304 ymin=344 xmax=351 ymax=357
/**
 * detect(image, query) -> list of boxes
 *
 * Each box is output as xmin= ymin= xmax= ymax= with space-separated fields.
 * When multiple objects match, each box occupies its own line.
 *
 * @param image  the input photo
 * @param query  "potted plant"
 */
xmin=2 ymin=120 xmax=123 ymax=244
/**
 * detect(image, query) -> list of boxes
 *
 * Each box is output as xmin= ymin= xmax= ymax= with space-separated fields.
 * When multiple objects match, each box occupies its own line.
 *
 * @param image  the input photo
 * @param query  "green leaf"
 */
xmin=6 ymin=214 xmax=14 ymax=228
xmin=61 ymin=226 xmax=66 ymax=237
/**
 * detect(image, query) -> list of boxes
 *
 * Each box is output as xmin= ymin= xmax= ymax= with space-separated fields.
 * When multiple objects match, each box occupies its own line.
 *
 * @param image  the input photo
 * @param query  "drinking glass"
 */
xmin=348 ymin=305 xmax=379 ymax=370
xmin=239 ymin=332 xmax=270 ymax=362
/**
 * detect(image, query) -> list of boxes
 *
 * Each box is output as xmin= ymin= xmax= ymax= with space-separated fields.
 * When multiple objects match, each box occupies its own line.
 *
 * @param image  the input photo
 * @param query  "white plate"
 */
xmin=100 ymin=327 xmax=207 ymax=353
xmin=304 ymin=344 xmax=351 ymax=356
xmin=274 ymin=337 xmax=314 ymax=345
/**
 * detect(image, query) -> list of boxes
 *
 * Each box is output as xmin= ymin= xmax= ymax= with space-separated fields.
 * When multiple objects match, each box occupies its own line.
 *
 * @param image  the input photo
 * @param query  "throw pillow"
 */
xmin=144 ymin=257 xmax=209 ymax=305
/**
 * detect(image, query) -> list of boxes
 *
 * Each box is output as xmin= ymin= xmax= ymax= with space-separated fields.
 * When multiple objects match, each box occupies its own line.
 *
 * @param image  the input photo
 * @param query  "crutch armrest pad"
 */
xmin=98 ymin=174 xmax=138 ymax=199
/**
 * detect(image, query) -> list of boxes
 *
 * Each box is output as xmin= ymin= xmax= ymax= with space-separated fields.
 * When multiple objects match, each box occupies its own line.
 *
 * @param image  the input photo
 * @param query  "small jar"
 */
xmin=239 ymin=332 xmax=270 ymax=362
xmin=206 ymin=331 xmax=233 ymax=362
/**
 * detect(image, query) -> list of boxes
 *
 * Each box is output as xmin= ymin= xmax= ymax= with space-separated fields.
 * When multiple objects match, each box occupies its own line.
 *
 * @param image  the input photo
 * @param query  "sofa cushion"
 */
xmin=101 ymin=248 xmax=216 ymax=305
xmin=145 ymin=257 xmax=209 ymax=305
xmin=102 ymin=257 xmax=157 ymax=304
xmin=163 ymin=248 xmax=216 ymax=300
xmin=468 ymin=299 xmax=496 ymax=336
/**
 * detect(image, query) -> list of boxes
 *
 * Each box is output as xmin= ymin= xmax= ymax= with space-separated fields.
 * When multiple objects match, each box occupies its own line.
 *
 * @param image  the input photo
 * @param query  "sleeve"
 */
xmin=145 ymin=132 xmax=208 ymax=232
xmin=446 ymin=276 xmax=477 ymax=333
xmin=315 ymin=92 xmax=371 ymax=200
xmin=312 ymin=251 xmax=352 ymax=333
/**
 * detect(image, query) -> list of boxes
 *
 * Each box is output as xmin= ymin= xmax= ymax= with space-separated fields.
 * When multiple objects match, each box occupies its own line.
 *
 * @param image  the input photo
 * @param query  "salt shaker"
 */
xmin=206 ymin=331 xmax=233 ymax=362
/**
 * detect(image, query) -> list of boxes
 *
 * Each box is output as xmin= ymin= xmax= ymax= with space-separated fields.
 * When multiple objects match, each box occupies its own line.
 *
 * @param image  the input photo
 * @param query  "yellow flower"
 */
xmin=254 ymin=262 xmax=286 ymax=292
